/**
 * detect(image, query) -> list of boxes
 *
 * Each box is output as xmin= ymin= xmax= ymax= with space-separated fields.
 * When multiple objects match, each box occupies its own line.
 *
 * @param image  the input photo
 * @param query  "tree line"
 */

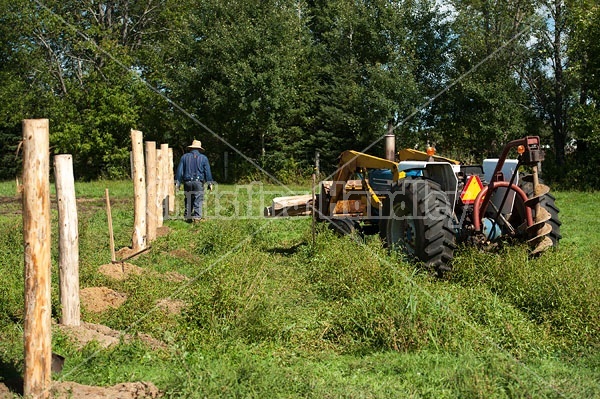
xmin=0 ymin=0 xmax=598 ymax=187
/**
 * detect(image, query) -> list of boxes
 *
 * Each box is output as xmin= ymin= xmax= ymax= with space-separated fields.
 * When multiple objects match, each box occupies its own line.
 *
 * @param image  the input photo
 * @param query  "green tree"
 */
xmin=0 ymin=0 xmax=56 ymax=179
xmin=0 ymin=0 xmax=193 ymax=179
xmin=566 ymin=0 xmax=600 ymax=188
xmin=433 ymin=0 xmax=537 ymax=161
xmin=305 ymin=0 xmax=452 ymax=171
xmin=517 ymin=0 xmax=573 ymax=172
xmin=163 ymin=0 xmax=316 ymax=180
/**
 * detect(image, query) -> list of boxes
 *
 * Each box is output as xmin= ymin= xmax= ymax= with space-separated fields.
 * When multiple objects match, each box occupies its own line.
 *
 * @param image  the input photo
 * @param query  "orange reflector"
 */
xmin=517 ymin=145 xmax=525 ymax=154
xmin=426 ymin=147 xmax=436 ymax=156
xmin=460 ymin=175 xmax=484 ymax=204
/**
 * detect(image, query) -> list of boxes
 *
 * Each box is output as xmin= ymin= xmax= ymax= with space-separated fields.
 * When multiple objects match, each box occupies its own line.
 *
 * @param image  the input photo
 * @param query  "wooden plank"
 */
xmin=267 ymin=194 xmax=313 ymax=217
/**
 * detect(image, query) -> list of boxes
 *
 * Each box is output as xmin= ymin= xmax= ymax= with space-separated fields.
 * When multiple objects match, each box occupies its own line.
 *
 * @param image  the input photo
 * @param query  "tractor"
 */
xmin=266 ymin=136 xmax=561 ymax=275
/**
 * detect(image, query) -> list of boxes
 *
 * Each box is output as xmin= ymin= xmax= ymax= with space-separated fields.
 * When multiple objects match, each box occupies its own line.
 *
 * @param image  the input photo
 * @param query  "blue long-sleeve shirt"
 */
xmin=176 ymin=150 xmax=213 ymax=184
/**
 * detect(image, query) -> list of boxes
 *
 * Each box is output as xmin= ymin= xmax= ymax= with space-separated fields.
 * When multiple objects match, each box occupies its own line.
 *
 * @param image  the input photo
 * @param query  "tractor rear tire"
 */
xmin=380 ymin=179 xmax=456 ymax=275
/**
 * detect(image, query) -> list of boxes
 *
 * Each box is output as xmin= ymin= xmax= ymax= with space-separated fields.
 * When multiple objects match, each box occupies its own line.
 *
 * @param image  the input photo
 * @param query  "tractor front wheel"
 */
xmin=380 ymin=179 xmax=456 ymax=275
xmin=328 ymin=218 xmax=360 ymax=236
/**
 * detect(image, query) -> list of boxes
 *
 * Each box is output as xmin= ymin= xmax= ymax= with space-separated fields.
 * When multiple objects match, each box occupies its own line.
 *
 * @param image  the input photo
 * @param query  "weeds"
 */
xmin=0 ymin=181 xmax=599 ymax=397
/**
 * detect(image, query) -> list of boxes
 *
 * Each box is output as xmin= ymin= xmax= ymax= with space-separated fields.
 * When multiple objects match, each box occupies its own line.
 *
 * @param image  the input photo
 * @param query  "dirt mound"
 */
xmin=115 ymin=247 xmax=140 ymax=261
xmin=56 ymin=322 xmax=166 ymax=350
xmin=98 ymin=263 xmax=144 ymax=281
xmin=1 ymin=380 xmax=162 ymax=399
xmin=57 ymin=322 xmax=121 ymax=348
xmin=155 ymin=299 xmax=187 ymax=315
xmin=80 ymin=287 xmax=127 ymax=313
xmin=168 ymin=249 xmax=195 ymax=262
xmin=156 ymin=226 xmax=170 ymax=237
xmin=50 ymin=380 xmax=162 ymax=398
xmin=0 ymin=383 xmax=11 ymax=399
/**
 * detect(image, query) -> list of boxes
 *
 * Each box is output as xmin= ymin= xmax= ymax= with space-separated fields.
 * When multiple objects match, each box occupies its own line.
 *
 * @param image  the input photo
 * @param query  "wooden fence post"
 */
xmin=160 ymin=143 xmax=169 ymax=220
xmin=22 ymin=119 xmax=51 ymax=399
xmin=131 ymin=129 xmax=146 ymax=252
xmin=145 ymin=141 xmax=158 ymax=242
xmin=54 ymin=154 xmax=80 ymax=327
xmin=156 ymin=148 xmax=163 ymax=227
xmin=168 ymin=147 xmax=175 ymax=214
xmin=105 ymin=189 xmax=116 ymax=263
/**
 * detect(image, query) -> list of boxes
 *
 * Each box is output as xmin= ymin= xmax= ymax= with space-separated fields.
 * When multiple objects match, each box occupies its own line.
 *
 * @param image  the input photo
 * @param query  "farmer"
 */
xmin=175 ymin=139 xmax=214 ymax=222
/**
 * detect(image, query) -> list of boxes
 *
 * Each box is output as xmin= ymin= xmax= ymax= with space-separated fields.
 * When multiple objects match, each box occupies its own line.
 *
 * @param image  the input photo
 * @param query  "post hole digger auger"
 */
xmin=471 ymin=137 xmax=560 ymax=256
xmin=265 ymin=136 xmax=561 ymax=275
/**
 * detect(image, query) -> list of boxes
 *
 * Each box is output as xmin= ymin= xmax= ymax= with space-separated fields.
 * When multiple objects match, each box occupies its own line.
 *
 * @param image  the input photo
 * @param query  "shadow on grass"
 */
xmin=0 ymin=358 xmax=23 ymax=396
xmin=267 ymin=242 xmax=306 ymax=256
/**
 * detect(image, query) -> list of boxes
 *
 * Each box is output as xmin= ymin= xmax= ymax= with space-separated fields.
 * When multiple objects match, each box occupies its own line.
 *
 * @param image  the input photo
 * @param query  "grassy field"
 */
xmin=0 ymin=180 xmax=598 ymax=398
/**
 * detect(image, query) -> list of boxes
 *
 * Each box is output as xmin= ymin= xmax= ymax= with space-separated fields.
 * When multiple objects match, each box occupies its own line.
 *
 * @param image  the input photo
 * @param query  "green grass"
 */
xmin=0 ymin=180 xmax=598 ymax=398
xmin=554 ymin=191 xmax=600 ymax=257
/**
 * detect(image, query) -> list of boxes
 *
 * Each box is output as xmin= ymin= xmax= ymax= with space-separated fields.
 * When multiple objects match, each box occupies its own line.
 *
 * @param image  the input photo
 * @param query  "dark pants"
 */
xmin=184 ymin=181 xmax=204 ymax=221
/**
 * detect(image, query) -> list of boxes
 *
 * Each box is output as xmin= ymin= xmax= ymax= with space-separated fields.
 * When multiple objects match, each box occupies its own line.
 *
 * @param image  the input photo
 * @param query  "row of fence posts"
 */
xmin=22 ymin=120 xmax=328 ymax=397
xmin=21 ymin=120 xmax=174 ymax=398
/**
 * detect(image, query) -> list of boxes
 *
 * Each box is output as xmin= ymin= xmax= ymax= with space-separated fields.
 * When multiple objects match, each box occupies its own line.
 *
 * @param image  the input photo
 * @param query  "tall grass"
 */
xmin=0 ymin=181 xmax=598 ymax=398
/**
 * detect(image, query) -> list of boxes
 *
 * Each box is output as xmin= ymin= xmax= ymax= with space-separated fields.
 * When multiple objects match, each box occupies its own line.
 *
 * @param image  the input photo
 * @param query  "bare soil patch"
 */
xmin=98 ymin=262 xmax=144 ymax=281
xmin=56 ymin=322 xmax=121 ymax=348
xmin=0 ymin=383 xmax=11 ymax=399
xmin=0 ymin=196 xmax=132 ymax=216
xmin=56 ymin=322 xmax=167 ymax=350
xmin=168 ymin=249 xmax=196 ymax=263
xmin=50 ymin=380 xmax=162 ymax=399
xmin=80 ymin=287 xmax=127 ymax=313
xmin=1 ymin=380 xmax=162 ymax=399
xmin=156 ymin=226 xmax=170 ymax=237
xmin=114 ymin=244 xmax=153 ymax=262
xmin=0 ymin=196 xmax=21 ymax=215
xmin=155 ymin=299 xmax=187 ymax=315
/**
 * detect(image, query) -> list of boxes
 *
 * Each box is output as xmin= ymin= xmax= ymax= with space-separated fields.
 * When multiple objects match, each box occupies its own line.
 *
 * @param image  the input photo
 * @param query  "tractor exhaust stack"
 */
xmin=384 ymin=132 xmax=395 ymax=162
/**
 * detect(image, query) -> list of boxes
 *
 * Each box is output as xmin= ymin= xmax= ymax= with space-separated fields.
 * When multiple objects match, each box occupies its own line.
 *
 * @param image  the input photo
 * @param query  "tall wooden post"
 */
xmin=105 ymin=189 xmax=116 ymax=263
xmin=145 ymin=142 xmax=157 ymax=243
xmin=160 ymin=143 xmax=169 ymax=220
xmin=22 ymin=119 xmax=51 ymax=399
xmin=54 ymin=154 xmax=80 ymax=326
xmin=168 ymin=147 xmax=175 ymax=214
xmin=131 ymin=129 xmax=146 ymax=252
xmin=155 ymin=148 xmax=164 ymax=227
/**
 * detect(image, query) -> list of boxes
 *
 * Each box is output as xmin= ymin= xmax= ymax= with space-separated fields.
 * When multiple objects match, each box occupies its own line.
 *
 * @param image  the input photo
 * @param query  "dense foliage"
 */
xmin=0 ymin=0 xmax=599 ymax=186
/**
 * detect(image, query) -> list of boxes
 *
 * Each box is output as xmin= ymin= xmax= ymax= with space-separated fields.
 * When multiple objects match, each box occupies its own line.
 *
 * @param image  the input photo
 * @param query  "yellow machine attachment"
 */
xmin=265 ymin=148 xmax=459 ymax=220
xmin=329 ymin=150 xmax=401 ymax=212
xmin=398 ymin=148 xmax=460 ymax=164
xmin=264 ymin=150 xmax=401 ymax=219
